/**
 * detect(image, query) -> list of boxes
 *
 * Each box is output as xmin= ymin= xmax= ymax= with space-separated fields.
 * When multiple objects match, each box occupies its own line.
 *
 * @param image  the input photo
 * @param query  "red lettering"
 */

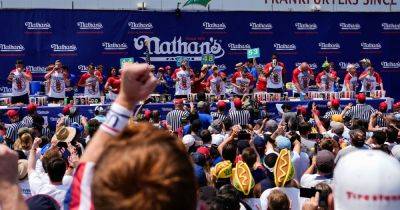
xmin=358 ymin=194 xmax=363 ymax=200
xmin=379 ymin=194 xmax=384 ymax=201
xmin=347 ymin=191 xmax=353 ymax=199
xmin=391 ymin=195 xmax=397 ymax=201
xmin=364 ymin=195 xmax=370 ymax=201
xmin=373 ymin=195 xmax=378 ymax=201
xmin=384 ymin=196 xmax=391 ymax=201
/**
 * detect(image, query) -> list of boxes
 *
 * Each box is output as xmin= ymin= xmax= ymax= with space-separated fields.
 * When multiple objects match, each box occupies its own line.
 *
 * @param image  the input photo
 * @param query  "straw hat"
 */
xmin=51 ymin=126 xmax=76 ymax=143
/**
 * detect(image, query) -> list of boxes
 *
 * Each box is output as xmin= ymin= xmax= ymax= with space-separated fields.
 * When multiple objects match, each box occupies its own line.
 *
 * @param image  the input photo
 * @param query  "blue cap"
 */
xmin=254 ymin=135 xmax=265 ymax=148
xmin=70 ymin=122 xmax=83 ymax=134
xmin=276 ymin=135 xmax=291 ymax=150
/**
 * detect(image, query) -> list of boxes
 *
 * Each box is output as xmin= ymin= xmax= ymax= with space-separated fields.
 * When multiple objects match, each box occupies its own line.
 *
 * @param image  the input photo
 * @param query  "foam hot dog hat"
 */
xmin=210 ymin=160 xmax=232 ymax=179
xmin=274 ymin=149 xmax=295 ymax=187
xmin=232 ymin=161 xmax=255 ymax=195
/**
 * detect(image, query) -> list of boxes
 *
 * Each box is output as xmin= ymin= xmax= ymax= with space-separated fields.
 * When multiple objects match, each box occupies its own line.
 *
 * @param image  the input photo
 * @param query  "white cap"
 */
xmin=211 ymin=134 xmax=225 ymax=146
xmin=346 ymin=64 xmax=356 ymax=71
xmin=182 ymin=135 xmax=195 ymax=151
xmin=334 ymin=150 xmax=400 ymax=210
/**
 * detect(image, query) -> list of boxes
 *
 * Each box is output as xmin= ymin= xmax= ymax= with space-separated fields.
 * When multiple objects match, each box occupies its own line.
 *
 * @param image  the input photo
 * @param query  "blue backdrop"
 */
xmin=0 ymin=10 xmax=399 ymax=98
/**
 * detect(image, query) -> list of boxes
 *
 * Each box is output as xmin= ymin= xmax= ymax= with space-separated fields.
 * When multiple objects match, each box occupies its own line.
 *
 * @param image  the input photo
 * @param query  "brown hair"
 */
xmin=92 ymin=123 xmax=197 ymax=210
xmin=14 ymin=133 xmax=33 ymax=151
xmin=267 ymin=189 xmax=290 ymax=210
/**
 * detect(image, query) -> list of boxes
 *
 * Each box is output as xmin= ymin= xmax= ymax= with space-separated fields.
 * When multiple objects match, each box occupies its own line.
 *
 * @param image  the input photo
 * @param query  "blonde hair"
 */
xmin=14 ymin=133 xmax=33 ymax=151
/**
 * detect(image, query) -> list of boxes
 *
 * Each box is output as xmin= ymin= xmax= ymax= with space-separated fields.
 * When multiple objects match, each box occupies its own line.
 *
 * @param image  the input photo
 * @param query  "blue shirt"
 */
xmin=183 ymin=124 xmax=191 ymax=135
xmin=247 ymin=66 xmax=258 ymax=81
xmin=198 ymin=112 xmax=213 ymax=130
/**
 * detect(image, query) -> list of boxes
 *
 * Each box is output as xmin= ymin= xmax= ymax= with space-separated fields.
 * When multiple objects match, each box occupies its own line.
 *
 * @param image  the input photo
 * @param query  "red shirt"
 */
xmin=256 ymin=75 xmax=267 ymax=91
xmin=106 ymin=76 xmax=121 ymax=94
xmin=292 ymin=67 xmax=314 ymax=92
xmin=263 ymin=62 xmax=286 ymax=75
xmin=94 ymin=70 xmax=103 ymax=83
xmin=359 ymin=70 xmax=382 ymax=84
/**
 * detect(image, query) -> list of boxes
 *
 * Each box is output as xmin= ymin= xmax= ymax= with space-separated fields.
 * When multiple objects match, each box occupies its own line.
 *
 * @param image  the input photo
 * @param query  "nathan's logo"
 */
xmin=273 ymin=43 xmax=296 ymax=51
xmin=128 ymin=22 xmax=153 ymax=30
xmin=249 ymin=22 xmax=273 ymax=30
xmin=0 ymin=44 xmax=25 ymax=52
xmin=382 ymin=23 xmax=400 ymax=30
xmin=25 ymin=22 xmax=51 ymax=30
xmin=361 ymin=42 xmax=382 ymax=50
xmin=319 ymin=42 xmax=340 ymax=50
xmin=51 ymin=44 xmax=77 ymax=52
xmin=78 ymin=65 xmax=88 ymax=72
xmin=0 ymin=87 xmax=12 ymax=93
xmin=77 ymin=22 xmax=103 ymax=30
xmin=202 ymin=22 xmax=226 ymax=30
xmin=295 ymin=62 xmax=317 ymax=69
xmin=295 ymin=22 xmax=318 ymax=30
xmin=37 ymin=110 xmax=49 ymax=115
xmin=26 ymin=66 xmax=47 ymax=74
xmin=102 ymin=42 xmax=128 ymax=50
xmin=339 ymin=23 xmax=361 ymax=30
xmin=133 ymin=35 xmax=225 ymax=61
xmin=381 ymin=61 xmax=400 ymax=69
xmin=228 ymin=43 xmax=251 ymax=51
xmin=339 ymin=62 xmax=360 ymax=69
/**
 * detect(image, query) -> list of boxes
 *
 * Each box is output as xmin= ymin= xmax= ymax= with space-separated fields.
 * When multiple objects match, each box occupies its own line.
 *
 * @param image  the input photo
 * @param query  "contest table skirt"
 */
xmin=0 ymin=98 xmax=392 ymax=130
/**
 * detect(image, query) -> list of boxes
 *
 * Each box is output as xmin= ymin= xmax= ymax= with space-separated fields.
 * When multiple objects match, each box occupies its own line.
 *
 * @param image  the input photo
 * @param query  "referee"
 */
xmin=323 ymin=99 xmax=342 ymax=120
xmin=4 ymin=110 xmax=25 ymax=148
xmin=345 ymin=93 xmax=375 ymax=122
xmin=166 ymin=99 xmax=189 ymax=132
xmin=229 ymin=98 xmax=250 ymax=126
xmin=211 ymin=100 xmax=229 ymax=122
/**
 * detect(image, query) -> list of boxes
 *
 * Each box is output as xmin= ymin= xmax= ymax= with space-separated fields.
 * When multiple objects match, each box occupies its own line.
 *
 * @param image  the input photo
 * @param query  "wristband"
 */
xmin=100 ymin=103 xmax=133 ymax=136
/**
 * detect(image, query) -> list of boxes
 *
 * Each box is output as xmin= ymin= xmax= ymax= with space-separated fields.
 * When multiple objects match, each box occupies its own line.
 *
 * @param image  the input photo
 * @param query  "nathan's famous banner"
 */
xmin=0 ymin=10 xmax=399 ymax=99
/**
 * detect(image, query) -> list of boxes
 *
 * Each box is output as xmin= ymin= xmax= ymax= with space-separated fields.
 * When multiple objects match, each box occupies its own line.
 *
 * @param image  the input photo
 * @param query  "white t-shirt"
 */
xmin=291 ymin=151 xmax=310 ymax=182
xmin=300 ymin=173 xmax=333 ymax=188
xmin=260 ymin=187 xmax=300 ymax=210
xmin=361 ymin=75 xmax=377 ymax=92
xmin=211 ymin=133 xmax=225 ymax=145
xmin=84 ymin=76 xmax=100 ymax=98
xmin=240 ymin=198 xmax=261 ymax=210
xmin=267 ymin=65 xmax=284 ymax=89
xmin=175 ymin=70 xmax=191 ymax=96
xmin=234 ymin=76 xmax=251 ymax=95
xmin=28 ymin=170 xmax=69 ymax=207
xmin=11 ymin=71 xmax=30 ymax=96
xmin=208 ymin=75 xmax=225 ymax=96
xmin=48 ymin=71 xmax=65 ymax=98
xmin=19 ymin=179 xmax=32 ymax=199
xmin=342 ymin=73 xmax=358 ymax=92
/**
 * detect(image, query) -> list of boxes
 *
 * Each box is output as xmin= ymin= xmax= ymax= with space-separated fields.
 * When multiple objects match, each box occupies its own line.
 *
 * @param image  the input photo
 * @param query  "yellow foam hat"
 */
xmin=232 ymin=161 xmax=255 ymax=195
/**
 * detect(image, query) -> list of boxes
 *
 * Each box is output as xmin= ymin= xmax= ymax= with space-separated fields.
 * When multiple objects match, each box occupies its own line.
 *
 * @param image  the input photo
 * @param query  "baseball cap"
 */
xmin=379 ymin=102 xmax=388 ymax=112
xmin=211 ymin=134 xmax=225 ymax=145
xmin=208 ymin=119 xmax=223 ymax=134
xmin=233 ymin=98 xmax=242 ymax=109
xmin=26 ymin=194 xmax=60 ymax=210
xmin=316 ymin=150 xmax=335 ymax=173
xmin=182 ymin=135 xmax=195 ymax=150
xmin=144 ymin=110 xmax=151 ymax=120
xmin=331 ymin=98 xmax=340 ymax=108
xmin=27 ymin=103 xmax=38 ymax=112
xmin=197 ymin=146 xmax=210 ymax=159
xmin=191 ymin=152 xmax=206 ymax=166
xmin=62 ymin=104 xmax=76 ymax=115
xmin=297 ymin=106 xmax=307 ymax=116
xmin=334 ymin=150 xmax=400 ymax=210
xmin=217 ymin=100 xmax=226 ymax=109
xmin=253 ymin=135 xmax=265 ymax=148
xmin=276 ymin=135 xmax=291 ymax=150
xmin=393 ymin=102 xmax=400 ymax=110
xmin=197 ymin=101 xmax=206 ymax=109
xmin=356 ymin=93 xmax=366 ymax=103
xmin=6 ymin=110 xmax=19 ymax=118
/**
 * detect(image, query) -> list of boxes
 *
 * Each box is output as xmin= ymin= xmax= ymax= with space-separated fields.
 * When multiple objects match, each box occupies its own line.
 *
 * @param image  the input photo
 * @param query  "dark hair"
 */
xmin=209 ymin=144 xmax=220 ymax=160
xmin=222 ymin=118 xmax=232 ymax=131
xmin=372 ymin=131 xmax=387 ymax=145
xmin=209 ymin=196 xmax=239 ymax=210
xmin=47 ymin=157 xmax=66 ymax=183
xmin=32 ymin=114 xmax=44 ymax=131
xmin=200 ymin=129 xmax=212 ymax=145
xmin=197 ymin=92 xmax=206 ymax=102
xmin=298 ymin=122 xmax=312 ymax=136
xmin=222 ymin=143 xmax=237 ymax=163
xmin=242 ymin=147 xmax=257 ymax=168
xmin=152 ymin=110 xmax=160 ymax=123
xmin=387 ymin=126 xmax=398 ymax=143
xmin=267 ymin=189 xmax=290 ymax=210
xmin=350 ymin=129 xmax=366 ymax=148
xmin=189 ymin=112 xmax=199 ymax=123
xmin=108 ymin=67 xmax=118 ymax=76
xmin=16 ymin=59 xmax=24 ymax=65
xmin=87 ymin=119 xmax=101 ymax=138
xmin=190 ymin=120 xmax=201 ymax=133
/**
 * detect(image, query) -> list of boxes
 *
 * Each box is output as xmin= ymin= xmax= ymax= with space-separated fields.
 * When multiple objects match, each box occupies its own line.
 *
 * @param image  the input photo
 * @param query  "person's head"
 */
xmin=47 ymin=157 xmax=66 ymax=183
xmin=97 ymin=64 xmax=103 ymax=72
xmin=27 ymin=103 xmax=38 ymax=115
xmin=271 ymin=53 xmax=278 ymax=62
xmin=41 ymin=148 xmax=62 ymax=173
xmin=87 ymin=119 xmax=101 ymax=138
xmin=300 ymin=62 xmax=309 ymax=72
xmin=233 ymin=98 xmax=242 ymax=110
xmin=174 ymin=99 xmax=184 ymax=110
xmin=379 ymin=102 xmax=388 ymax=112
xmin=360 ymin=58 xmax=371 ymax=69
xmin=241 ymin=147 xmax=257 ymax=169
xmin=267 ymin=189 xmax=290 ymax=210
xmin=92 ymin=124 xmax=197 ymax=210
xmin=15 ymin=59 xmax=24 ymax=69
xmin=222 ymin=142 xmax=237 ymax=163
xmin=371 ymin=131 xmax=387 ymax=146
xmin=26 ymin=194 xmax=60 ymax=210
xmin=319 ymin=138 xmax=340 ymax=155
xmin=200 ymin=129 xmax=212 ymax=145
xmin=109 ymin=67 xmax=118 ymax=76
xmin=316 ymin=150 xmax=335 ymax=175
xmin=6 ymin=110 xmax=19 ymax=123
xmin=197 ymin=101 xmax=207 ymax=112
xmin=88 ymin=64 xmax=95 ymax=75
xmin=17 ymin=159 xmax=28 ymax=181
xmin=217 ymin=100 xmax=226 ymax=112
xmin=235 ymin=62 xmax=243 ymax=72
xmin=212 ymin=65 xmax=219 ymax=75
xmin=350 ymin=129 xmax=366 ymax=147
xmin=330 ymin=122 xmax=345 ymax=136
xmin=208 ymin=196 xmax=240 ymax=210
xmin=262 ymin=152 xmax=278 ymax=173
xmin=54 ymin=60 xmax=62 ymax=69
xmin=149 ymin=65 xmax=155 ymax=72
xmin=331 ymin=99 xmax=340 ymax=110
xmin=356 ymin=93 xmax=366 ymax=104
xmin=298 ymin=122 xmax=312 ymax=136
xmin=347 ymin=63 xmax=357 ymax=75
xmin=246 ymin=59 xmax=254 ymax=67
xmin=15 ymin=133 xmax=33 ymax=151
xmin=190 ymin=119 xmax=201 ymax=134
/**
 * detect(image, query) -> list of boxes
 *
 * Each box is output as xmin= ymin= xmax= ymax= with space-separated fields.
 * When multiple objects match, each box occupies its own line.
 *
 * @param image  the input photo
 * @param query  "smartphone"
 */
xmin=300 ymin=187 xmax=328 ymax=209
xmin=307 ymin=133 xmax=323 ymax=140
xmin=300 ymin=187 xmax=318 ymax=198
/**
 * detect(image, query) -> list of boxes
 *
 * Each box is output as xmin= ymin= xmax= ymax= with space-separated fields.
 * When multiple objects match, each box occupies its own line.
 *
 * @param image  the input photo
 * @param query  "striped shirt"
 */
xmin=376 ymin=113 xmax=388 ymax=127
xmin=5 ymin=121 xmax=25 ymax=146
xmin=345 ymin=104 xmax=375 ymax=121
xmin=166 ymin=110 xmax=189 ymax=131
xmin=64 ymin=115 xmax=83 ymax=126
xmin=42 ymin=127 xmax=53 ymax=139
xmin=22 ymin=115 xmax=33 ymax=127
xmin=211 ymin=112 xmax=229 ymax=122
xmin=323 ymin=109 xmax=342 ymax=120
xmin=229 ymin=109 xmax=251 ymax=126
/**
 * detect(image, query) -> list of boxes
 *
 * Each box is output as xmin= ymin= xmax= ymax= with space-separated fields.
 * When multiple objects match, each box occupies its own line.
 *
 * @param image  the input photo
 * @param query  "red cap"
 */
xmin=233 ymin=98 xmax=242 ymax=109
xmin=6 ymin=110 xmax=19 ymax=118
xmin=144 ymin=110 xmax=151 ymax=120
xmin=62 ymin=104 xmax=72 ymax=115
xmin=394 ymin=102 xmax=400 ymax=110
xmin=356 ymin=93 xmax=366 ymax=103
xmin=174 ymin=99 xmax=184 ymax=105
xmin=379 ymin=102 xmax=388 ymax=112
xmin=297 ymin=106 xmax=307 ymax=116
xmin=165 ymin=65 xmax=171 ymax=70
xmin=217 ymin=100 xmax=226 ymax=109
xmin=27 ymin=103 xmax=37 ymax=112
xmin=331 ymin=99 xmax=340 ymax=108
xmin=196 ymin=146 xmax=210 ymax=159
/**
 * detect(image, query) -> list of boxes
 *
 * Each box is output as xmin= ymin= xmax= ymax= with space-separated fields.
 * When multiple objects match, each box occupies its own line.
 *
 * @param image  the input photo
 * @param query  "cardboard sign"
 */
xmin=120 ymin=57 xmax=134 ymax=68
xmin=247 ymin=48 xmax=260 ymax=59
xmin=201 ymin=54 xmax=215 ymax=65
